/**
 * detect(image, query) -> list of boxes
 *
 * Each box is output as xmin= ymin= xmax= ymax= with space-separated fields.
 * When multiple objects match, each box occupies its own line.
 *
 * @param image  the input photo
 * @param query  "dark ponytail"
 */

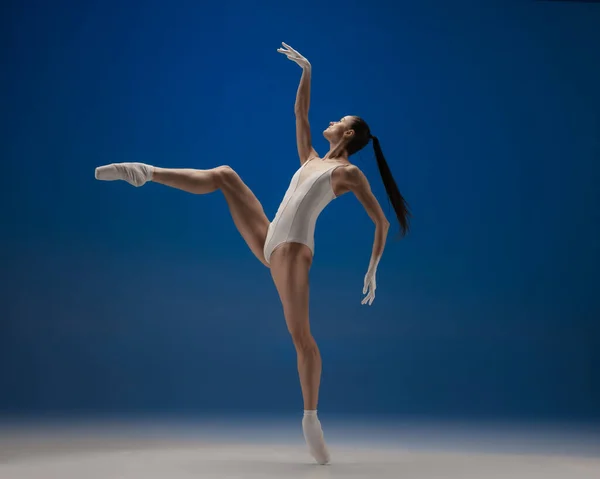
xmin=370 ymin=135 xmax=411 ymax=238
xmin=347 ymin=117 xmax=411 ymax=239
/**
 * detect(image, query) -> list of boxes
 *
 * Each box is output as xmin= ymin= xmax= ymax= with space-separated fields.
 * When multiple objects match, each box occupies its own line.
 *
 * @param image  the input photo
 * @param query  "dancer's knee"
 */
xmin=213 ymin=165 xmax=237 ymax=189
xmin=290 ymin=328 xmax=317 ymax=353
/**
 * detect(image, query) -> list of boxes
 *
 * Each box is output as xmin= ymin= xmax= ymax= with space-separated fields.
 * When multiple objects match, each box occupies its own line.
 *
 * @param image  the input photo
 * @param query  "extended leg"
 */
xmin=95 ymin=162 xmax=271 ymax=266
xmin=269 ymin=246 xmax=330 ymax=465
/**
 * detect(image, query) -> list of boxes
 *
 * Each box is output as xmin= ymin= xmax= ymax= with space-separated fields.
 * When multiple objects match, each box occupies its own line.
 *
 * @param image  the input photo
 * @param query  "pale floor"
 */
xmin=0 ymin=417 xmax=599 ymax=478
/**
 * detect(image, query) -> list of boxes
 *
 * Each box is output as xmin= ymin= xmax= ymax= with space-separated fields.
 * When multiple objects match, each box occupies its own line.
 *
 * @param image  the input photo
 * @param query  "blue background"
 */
xmin=1 ymin=0 xmax=599 ymax=420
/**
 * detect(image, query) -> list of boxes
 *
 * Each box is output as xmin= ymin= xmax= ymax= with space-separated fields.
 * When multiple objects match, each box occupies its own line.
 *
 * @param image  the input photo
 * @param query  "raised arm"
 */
xmin=345 ymin=165 xmax=390 ymax=305
xmin=278 ymin=42 xmax=318 ymax=164
xmin=294 ymin=67 xmax=318 ymax=164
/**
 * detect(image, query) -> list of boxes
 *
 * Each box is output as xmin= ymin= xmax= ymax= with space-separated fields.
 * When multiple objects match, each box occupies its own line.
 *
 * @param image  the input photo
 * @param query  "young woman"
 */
xmin=95 ymin=42 xmax=410 ymax=465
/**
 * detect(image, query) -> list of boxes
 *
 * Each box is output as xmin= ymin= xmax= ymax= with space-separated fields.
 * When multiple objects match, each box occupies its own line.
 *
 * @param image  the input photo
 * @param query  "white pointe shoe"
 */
xmin=95 ymin=162 xmax=153 ymax=187
xmin=302 ymin=415 xmax=331 ymax=465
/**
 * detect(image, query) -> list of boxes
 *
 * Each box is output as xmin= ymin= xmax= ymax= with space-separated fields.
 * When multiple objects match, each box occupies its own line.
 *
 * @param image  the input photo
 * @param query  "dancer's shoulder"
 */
xmin=339 ymin=164 xmax=365 ymax=185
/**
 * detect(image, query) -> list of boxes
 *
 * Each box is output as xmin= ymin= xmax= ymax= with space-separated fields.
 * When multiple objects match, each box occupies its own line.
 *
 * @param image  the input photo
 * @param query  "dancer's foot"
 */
xmin=302 ymin=410 xmax=330 ymax=465
xmin=95 ymin=162 xmax=154 ymax=187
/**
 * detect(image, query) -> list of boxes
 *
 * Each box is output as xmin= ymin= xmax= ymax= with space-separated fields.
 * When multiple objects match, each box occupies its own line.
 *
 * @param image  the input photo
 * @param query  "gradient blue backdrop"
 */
xmin=2 ymin=0 xmax=599 ymax=420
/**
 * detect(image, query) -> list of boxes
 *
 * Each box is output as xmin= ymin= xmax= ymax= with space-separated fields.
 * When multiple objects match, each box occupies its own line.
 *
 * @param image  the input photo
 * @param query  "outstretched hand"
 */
xmin=277 ymin=42 xmax=311 ymax=70
xmin=362 ymin=265 xmax=377 ymax=306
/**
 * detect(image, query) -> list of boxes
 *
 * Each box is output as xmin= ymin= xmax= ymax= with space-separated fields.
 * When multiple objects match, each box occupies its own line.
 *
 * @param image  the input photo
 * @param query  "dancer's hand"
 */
xmin=362 ymin=264 xmax=377 ymax=306
xmin=277 ymin=42 xmax=311 ymax=70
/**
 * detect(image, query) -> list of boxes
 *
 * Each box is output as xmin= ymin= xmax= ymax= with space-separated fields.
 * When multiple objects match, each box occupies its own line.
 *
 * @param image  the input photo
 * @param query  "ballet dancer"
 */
xmin=95 ymin=42 xmax=410 ymax=465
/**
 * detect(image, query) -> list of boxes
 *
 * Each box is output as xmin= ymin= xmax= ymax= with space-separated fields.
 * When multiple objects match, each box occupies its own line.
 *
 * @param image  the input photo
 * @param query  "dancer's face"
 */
xmin=323 ymin=116 xmax=356 ymax=143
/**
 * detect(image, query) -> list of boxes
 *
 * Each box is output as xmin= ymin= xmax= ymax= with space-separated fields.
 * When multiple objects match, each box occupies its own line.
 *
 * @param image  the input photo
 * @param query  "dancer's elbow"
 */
xmin=376 ymin=219 xmax=391 ymax=229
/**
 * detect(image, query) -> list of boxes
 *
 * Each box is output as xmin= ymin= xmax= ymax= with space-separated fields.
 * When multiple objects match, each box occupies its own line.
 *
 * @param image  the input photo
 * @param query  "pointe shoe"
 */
xmin=95 ymin=162 xmax=153 ymax=187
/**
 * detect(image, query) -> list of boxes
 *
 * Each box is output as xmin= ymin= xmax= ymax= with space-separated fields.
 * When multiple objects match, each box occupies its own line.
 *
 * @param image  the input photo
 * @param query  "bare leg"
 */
xmin=269 ymin=245 xmax=321 ymax=410
xmin=269 ymin=243 xmax=330 ymax=464
xmin=152 ymin=167 xmax=221 ymax=194
xmin=96 ymin=163 xmax=271 ymax=266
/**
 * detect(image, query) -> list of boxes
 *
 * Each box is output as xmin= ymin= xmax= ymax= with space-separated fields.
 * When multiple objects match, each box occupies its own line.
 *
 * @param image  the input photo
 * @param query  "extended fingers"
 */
xmin=278 ymin=42 xmax=296 ymax=55
xmin=361 ymin=286 xmax=369 ymax=304
xmin=361 ymin=292 xmax=375 ymax=306
xmin=361 ymin=281 xmax=376 ymax=305
xmin=281 ymin=41 xmax=297 ymax=53
xmin=367 ymin=289 xmax=376 ymax=305
xmin=279 ymin=42 xmax=306 ymax=62
xmin=277 ymin=49 xmax=300 ymax=63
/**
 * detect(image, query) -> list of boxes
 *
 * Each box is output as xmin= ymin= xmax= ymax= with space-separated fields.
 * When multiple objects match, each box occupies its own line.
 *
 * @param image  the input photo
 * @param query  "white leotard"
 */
xmin=264 ymin=159 xmax=348 ymax=264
